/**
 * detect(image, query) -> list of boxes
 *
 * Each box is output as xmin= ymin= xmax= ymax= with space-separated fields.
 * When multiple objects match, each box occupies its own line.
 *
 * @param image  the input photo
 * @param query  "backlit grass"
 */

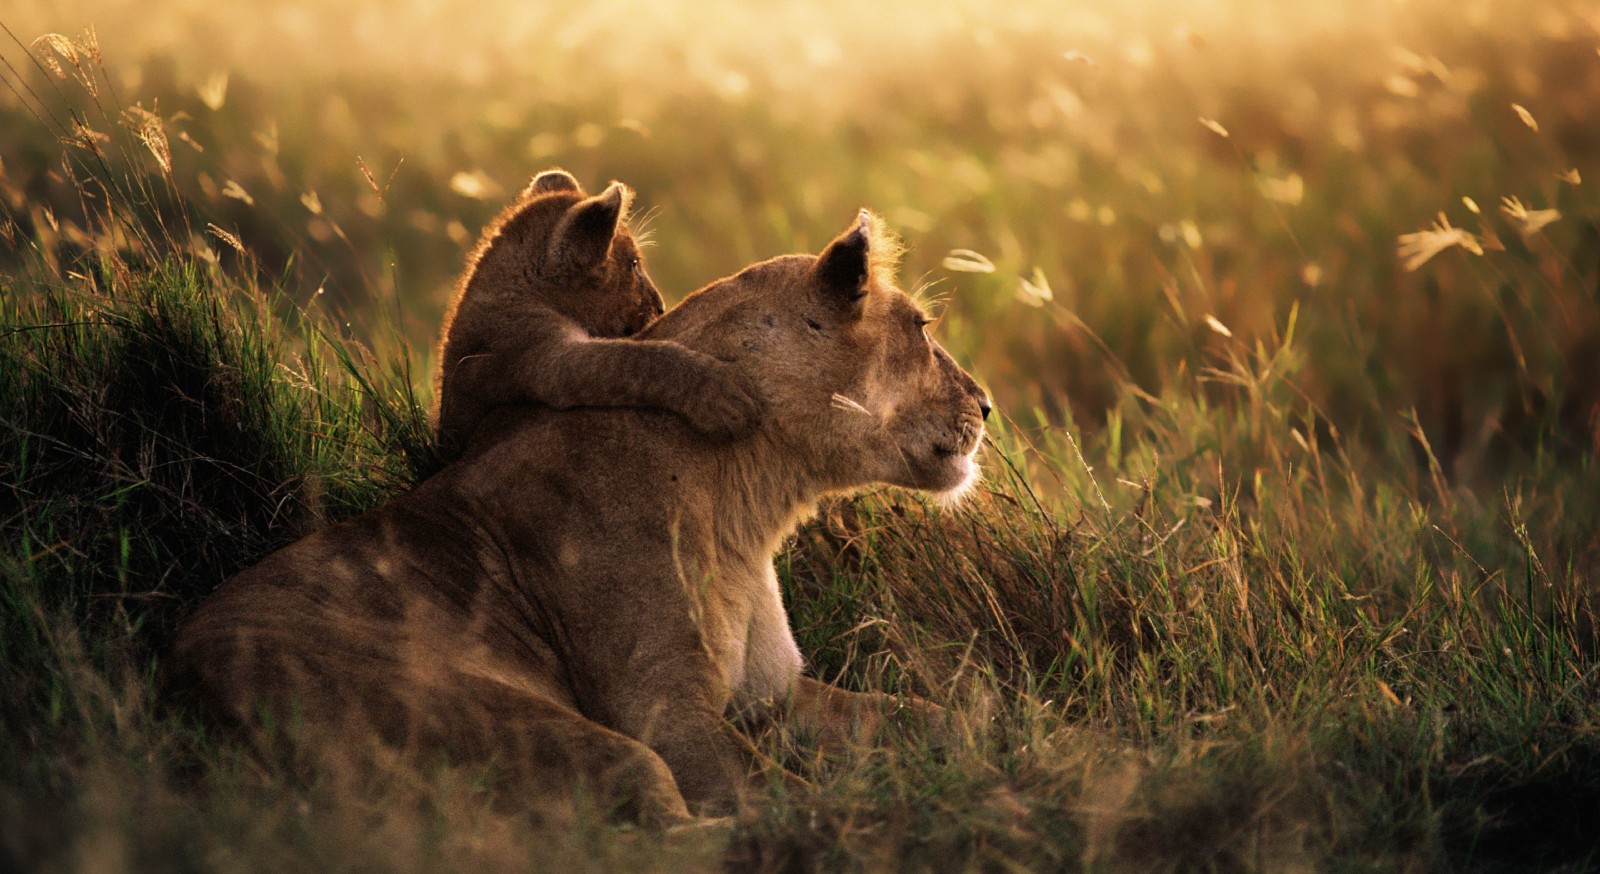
xmin=2 ymin=1 xmax=1598 ymax=870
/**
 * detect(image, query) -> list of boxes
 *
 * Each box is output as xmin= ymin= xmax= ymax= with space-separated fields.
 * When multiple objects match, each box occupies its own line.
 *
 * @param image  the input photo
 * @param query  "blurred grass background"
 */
xmin=3 ymin=0 xmax=1600 ymax=870
xmin=7 ymin=0 xmax=1597 ymax=474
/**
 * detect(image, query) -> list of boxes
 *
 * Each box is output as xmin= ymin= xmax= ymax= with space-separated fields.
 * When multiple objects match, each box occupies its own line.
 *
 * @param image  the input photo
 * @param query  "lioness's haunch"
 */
xmin=434 ymin=169 xmax=764 ymax=455
xmin=170 ymin=211 xmax=990 ymax=822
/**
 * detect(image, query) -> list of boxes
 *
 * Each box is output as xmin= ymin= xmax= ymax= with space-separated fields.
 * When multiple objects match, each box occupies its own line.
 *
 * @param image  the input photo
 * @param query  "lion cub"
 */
xmin=434 ymin=170 xmax=763 ymax=453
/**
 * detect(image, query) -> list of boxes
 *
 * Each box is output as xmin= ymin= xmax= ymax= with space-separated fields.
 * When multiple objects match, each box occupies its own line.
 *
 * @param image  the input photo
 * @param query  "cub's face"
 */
xmin=495 ymin=170 xmax=664 ymax=338
xmin=646 ymin=212 xmax=990 ymax=499
xmin=577 ymin=231 xmax=664 ymax=339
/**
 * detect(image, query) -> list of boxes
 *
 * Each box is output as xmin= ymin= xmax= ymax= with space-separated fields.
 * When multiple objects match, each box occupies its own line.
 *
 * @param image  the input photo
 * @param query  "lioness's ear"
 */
xmin=527 ymin=169 xmax=582 ymax=196
xmin=550 ymin=182 xmax=627 ymax=274
xmin=814 ymin=210 xmax=872 ymax=311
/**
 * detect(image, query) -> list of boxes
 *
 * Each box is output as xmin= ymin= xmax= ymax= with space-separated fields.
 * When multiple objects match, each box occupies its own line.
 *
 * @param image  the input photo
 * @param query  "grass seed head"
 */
xmin=120 ymin=103 xmax=172 ymax=177
xmin=1396 ymin=213 xmax=1483 ymax=270
xmin=830 ymin=393 xmax=875 ymax=417
xmin=1511 ymin=102 xmax=1539 ymax=131
xmin=1500 ymin=195 xmax=1560 ymax=236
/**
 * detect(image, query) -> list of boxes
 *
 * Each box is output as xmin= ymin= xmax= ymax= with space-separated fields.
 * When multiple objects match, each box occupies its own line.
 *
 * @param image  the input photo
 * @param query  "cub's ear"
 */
xmin=527 ymin=169 xmax=582 ymax=196
xmin=814 ymin=210 xmax=873 ymax=311
xmin=549 ymin=182 xmax=628 ymax=275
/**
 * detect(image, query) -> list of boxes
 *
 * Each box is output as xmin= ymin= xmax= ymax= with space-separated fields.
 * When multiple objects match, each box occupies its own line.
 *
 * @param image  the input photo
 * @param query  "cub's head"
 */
xmin=645 ymin=211 xmax=990 ymax=499
xmin=470 ymin=169 xmax=663 ymax=337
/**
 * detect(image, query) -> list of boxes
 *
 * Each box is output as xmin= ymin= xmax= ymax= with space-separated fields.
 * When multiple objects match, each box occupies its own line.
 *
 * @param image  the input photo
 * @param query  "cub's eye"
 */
xmin=629 ymin=256 xmax=642 ymax=271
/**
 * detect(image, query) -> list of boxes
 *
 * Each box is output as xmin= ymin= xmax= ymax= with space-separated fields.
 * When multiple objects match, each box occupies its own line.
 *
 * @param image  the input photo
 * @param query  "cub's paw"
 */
xmin=680 ymin=363 xmax=766 ymax=441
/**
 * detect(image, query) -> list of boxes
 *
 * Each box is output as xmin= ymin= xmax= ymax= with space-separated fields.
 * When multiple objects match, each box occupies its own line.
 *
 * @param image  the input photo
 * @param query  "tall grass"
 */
xmin=2 ymin=2 xmax=1599 ymax=871
xmin=6 ymin=0 xmax=1598 ymax=461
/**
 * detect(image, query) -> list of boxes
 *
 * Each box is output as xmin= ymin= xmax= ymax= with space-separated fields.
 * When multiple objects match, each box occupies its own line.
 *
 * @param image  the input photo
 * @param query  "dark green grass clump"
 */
xmin=0 ymin=259 xmax=444 ymax=868
xmin=0 ymin=263 xmax=432 ymax=659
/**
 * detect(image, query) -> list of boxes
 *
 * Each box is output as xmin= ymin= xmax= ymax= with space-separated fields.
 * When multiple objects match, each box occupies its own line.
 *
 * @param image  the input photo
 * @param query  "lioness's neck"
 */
xmin=706 ymin=432 xmax=833 ymax=558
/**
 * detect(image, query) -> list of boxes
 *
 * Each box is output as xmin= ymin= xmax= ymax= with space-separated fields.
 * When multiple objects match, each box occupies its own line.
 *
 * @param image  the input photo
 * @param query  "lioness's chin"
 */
xmin=890 ymin=450 xmax=980 ymax=503
xmin=933 ymin=453 xmax=981 ymax=505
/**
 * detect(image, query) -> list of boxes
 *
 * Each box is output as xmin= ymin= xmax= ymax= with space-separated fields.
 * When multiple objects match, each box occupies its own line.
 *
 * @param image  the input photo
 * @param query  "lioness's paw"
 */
xmin=889 ymin=696 xmax=955 ymax=751
xmin=680 ymin=364 xmax=766 ymax=441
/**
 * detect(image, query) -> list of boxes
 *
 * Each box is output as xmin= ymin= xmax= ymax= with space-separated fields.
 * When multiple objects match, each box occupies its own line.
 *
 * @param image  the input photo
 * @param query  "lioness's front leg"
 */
xmin=783 ymin=676 xmax=948 ymax=752
xmin=576 ymin=612 xmax=801 ymax=814
xmin=620 ymin=693 xmax=787 ymax=814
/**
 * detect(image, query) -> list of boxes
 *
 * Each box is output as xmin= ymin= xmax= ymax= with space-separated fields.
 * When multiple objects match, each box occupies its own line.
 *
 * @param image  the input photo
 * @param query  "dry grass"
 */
xmin=2 ymin=1 xmax=1599 ymax=870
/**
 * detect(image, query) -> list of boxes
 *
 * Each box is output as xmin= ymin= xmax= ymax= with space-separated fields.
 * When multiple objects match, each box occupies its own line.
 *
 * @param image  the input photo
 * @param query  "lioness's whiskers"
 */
xmin=830 ymin=393 xmax=874 ymax=417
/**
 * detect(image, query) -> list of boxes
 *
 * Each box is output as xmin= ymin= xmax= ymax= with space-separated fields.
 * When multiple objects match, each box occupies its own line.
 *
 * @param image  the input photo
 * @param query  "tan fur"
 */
xmin=169 ymin=211 xmax=990 ymax=822
xmin=433 ymin=169 xmax=763 ymax=454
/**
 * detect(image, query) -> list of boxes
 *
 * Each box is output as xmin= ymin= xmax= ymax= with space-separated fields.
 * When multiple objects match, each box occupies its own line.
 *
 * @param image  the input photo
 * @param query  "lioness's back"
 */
xmin=170 ymin=407 xmax=685 ymax=729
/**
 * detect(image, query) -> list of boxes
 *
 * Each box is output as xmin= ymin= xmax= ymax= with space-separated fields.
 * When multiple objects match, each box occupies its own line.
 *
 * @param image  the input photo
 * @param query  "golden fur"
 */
xmin=169 ymin=211 xmax=990 ymax=822
xmin=433 ymin=169 xmax=763 ymax=454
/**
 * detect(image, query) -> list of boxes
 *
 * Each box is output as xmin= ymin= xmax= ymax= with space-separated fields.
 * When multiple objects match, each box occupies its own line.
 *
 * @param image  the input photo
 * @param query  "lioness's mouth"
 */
xmin=933 ymin=436 xmax=979 ymax=460
xmin=932 ymin=418 xmax=984 ymax=460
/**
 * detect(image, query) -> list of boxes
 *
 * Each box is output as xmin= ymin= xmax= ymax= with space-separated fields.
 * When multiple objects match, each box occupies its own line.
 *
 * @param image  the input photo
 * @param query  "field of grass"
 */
xmin=2 ymin=0 xmax=1599 ymax=870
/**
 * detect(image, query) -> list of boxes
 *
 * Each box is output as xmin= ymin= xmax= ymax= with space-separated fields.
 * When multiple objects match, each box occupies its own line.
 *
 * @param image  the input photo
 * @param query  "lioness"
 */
xmin=434 ymin=169 xmax=763 ymax=454
xmin=170 ymin=211 xmax=989 ymax=821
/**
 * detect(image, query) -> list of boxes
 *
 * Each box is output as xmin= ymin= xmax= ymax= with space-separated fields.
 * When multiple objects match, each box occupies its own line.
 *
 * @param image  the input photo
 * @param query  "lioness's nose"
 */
xmin=978 ymin=394 xmax=992 ymax=421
